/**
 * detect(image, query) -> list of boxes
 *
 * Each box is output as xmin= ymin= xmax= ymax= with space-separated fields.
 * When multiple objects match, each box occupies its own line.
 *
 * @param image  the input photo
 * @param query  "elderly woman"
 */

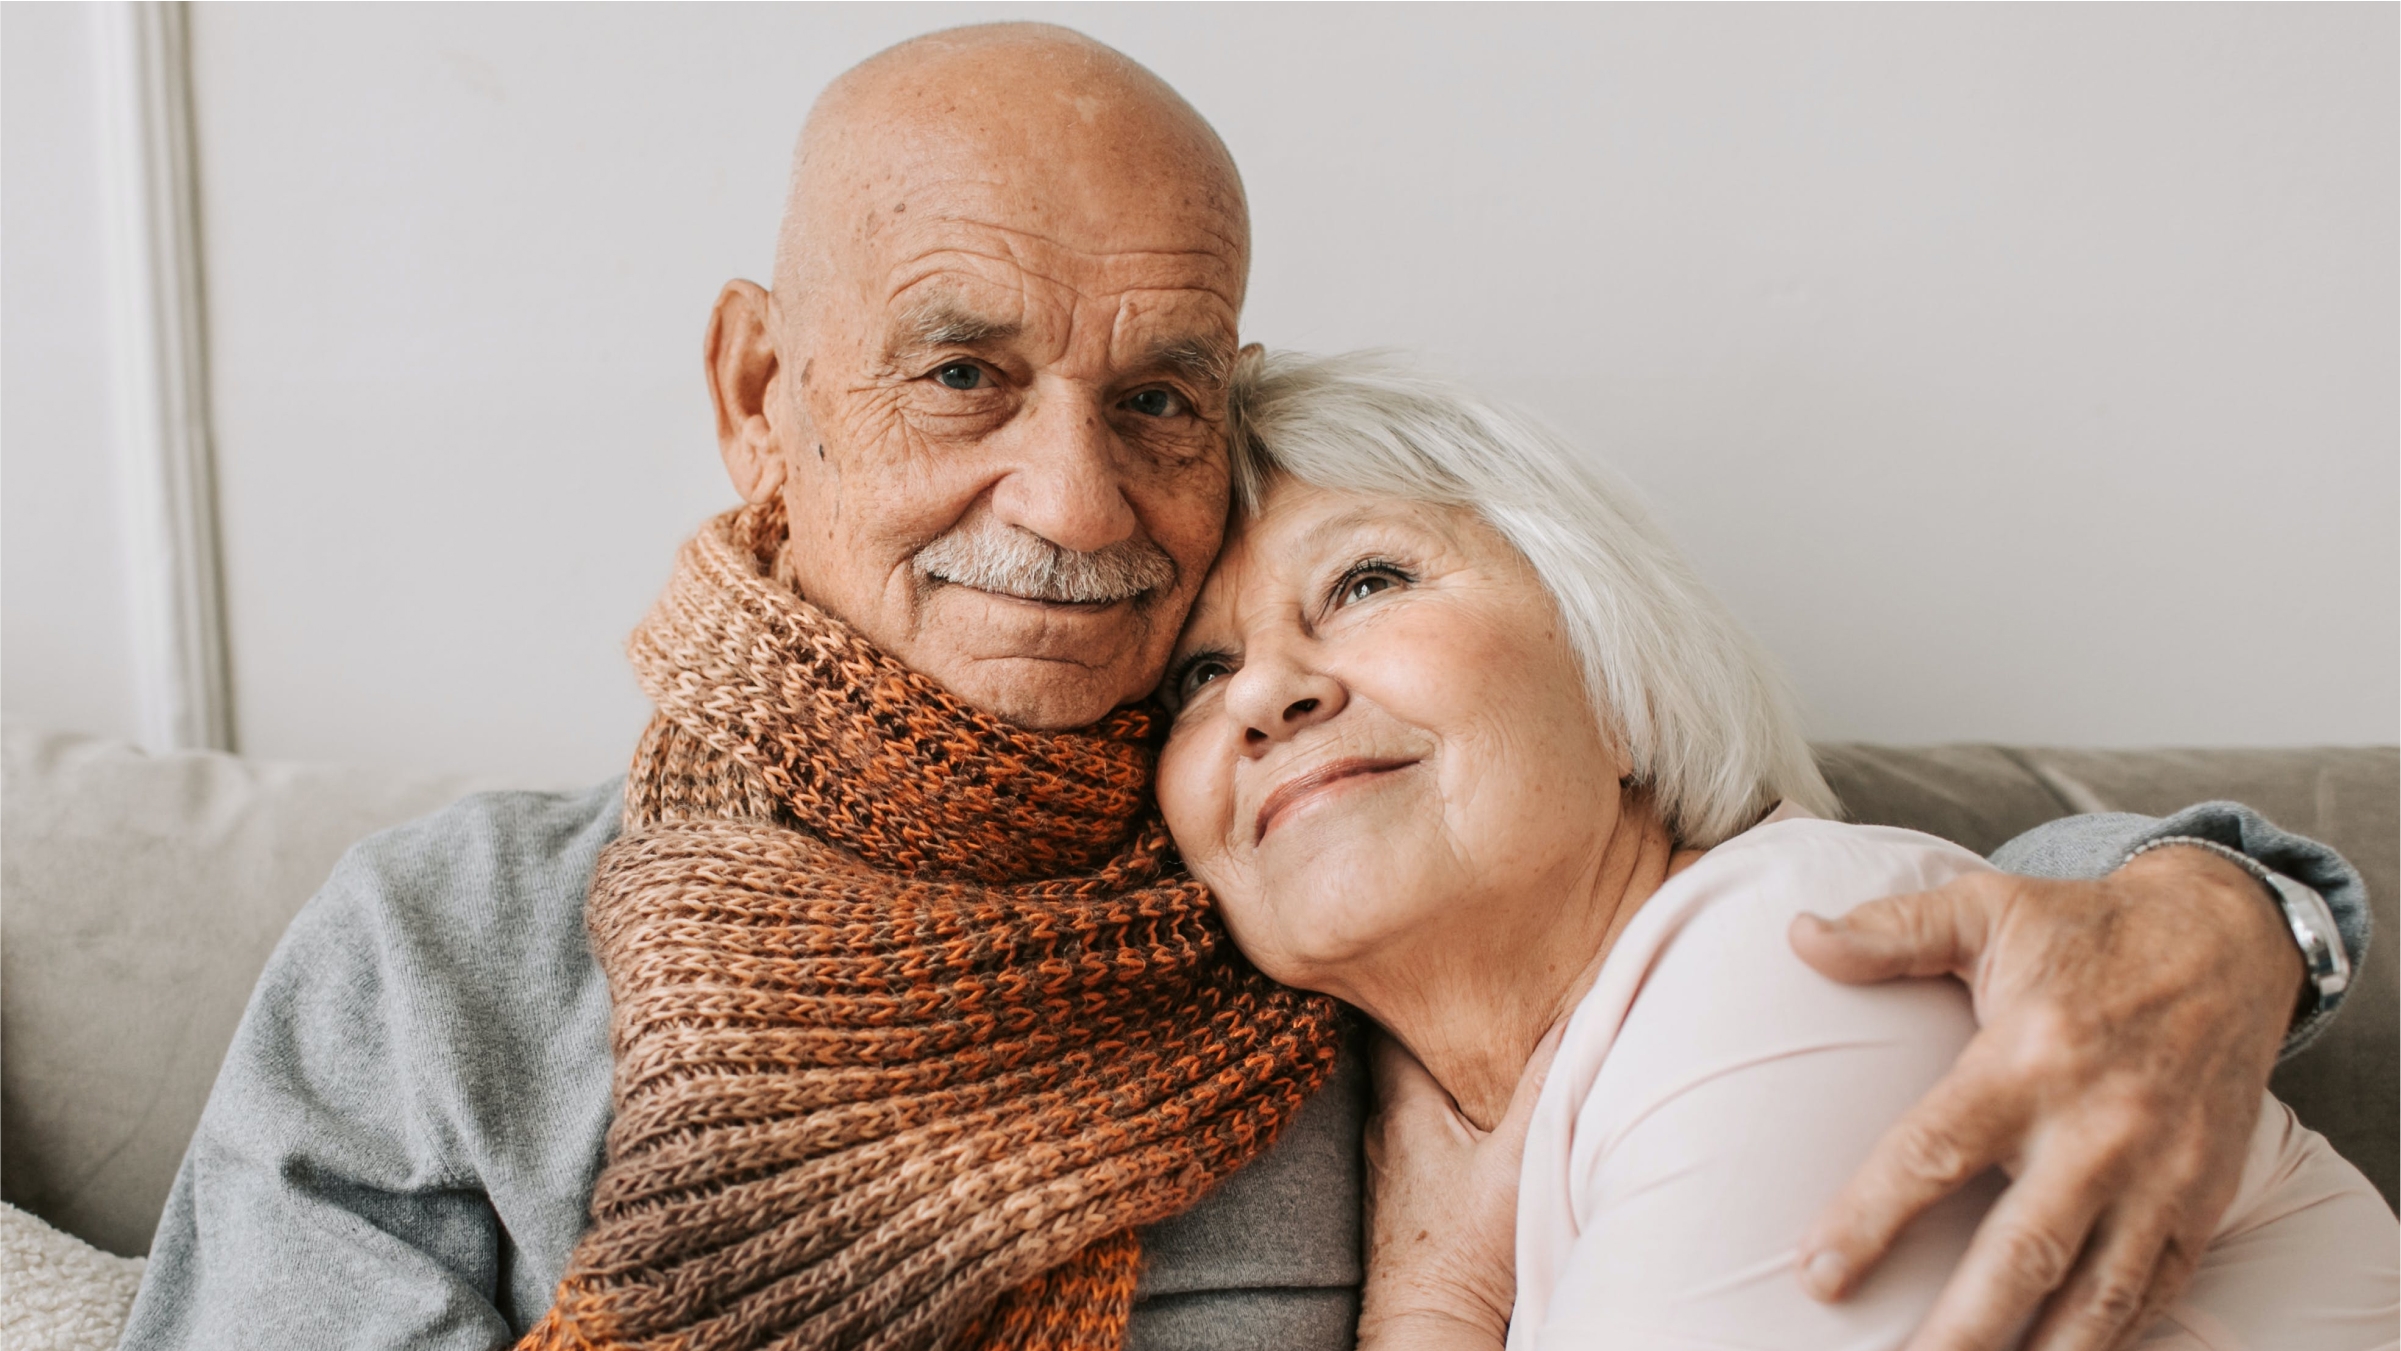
xmin=1153 ymin=352 xmax=2397 ymax=1350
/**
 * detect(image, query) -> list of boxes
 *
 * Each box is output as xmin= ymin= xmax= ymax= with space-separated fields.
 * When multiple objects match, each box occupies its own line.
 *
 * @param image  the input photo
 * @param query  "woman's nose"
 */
xmin=1225 ymin=648 xmax=1347 ymax=751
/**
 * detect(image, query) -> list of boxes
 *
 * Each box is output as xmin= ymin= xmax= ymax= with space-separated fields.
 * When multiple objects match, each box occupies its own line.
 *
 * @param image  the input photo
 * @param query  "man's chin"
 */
xmin=932 ymin=655 xmax=1149 ymax=730
xmin=906 ymin=589 xmax=1169 ymax=729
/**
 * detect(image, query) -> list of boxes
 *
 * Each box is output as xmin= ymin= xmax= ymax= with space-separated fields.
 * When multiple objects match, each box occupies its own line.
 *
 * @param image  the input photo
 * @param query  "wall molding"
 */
xmin=92 ymin=0 xmax=232 ymax=752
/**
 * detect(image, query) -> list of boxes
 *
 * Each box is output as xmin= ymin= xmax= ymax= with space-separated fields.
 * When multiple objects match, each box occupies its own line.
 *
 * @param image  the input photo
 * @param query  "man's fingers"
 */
xmin=2017 ymin=1207 xmax=2175 ymax=1351
xmin=1477 ymin=1021 xmax=1568 ymax=1167
xmin=1366 ymin=1030 xmax=1478 ymax=1150
xmin=1367 ymin=1031 xmax=1445 ymax=1101
xmin=2130 ymin=1233 xmax=2205 ymax=1344
xmin=1790 ymin=876 xmax=2005 ymax=986
xmin=1800 ymin=1057 xmax=2024 ymax=1301
xmin=1903 ymin=1167 xmax=2115 ymax=1351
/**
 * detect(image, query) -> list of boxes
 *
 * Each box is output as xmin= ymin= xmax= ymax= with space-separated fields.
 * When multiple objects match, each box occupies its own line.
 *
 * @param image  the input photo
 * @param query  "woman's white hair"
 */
xmin=1227 ymin=349 xmax=1836 ymax=848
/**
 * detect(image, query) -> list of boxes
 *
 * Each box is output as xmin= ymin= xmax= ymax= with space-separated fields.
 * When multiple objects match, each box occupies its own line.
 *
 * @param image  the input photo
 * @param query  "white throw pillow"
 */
xmin=0 ymin=1202 xmax=145 ymax=1351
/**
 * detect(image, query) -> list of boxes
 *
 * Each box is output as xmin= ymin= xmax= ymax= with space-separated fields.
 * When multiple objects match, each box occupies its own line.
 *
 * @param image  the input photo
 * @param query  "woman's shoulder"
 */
xmin=1587 ymin=814 xmax=1990 ymax=986
xmin=1571 ymin=814 xmax=1991 ymax=1102
xmin=1513 ymin=815 xmax=2001 ymax=1348
xmin=1680 ymin=813 xmax=1991 ymax=915
xmin=1538 ymin=813 xmax=1995 ymax=1171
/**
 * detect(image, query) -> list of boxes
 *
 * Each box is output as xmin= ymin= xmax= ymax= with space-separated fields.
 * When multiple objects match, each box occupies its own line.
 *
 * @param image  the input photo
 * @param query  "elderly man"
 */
xmin=121 ymin=24 xmax=2366 ymax=1351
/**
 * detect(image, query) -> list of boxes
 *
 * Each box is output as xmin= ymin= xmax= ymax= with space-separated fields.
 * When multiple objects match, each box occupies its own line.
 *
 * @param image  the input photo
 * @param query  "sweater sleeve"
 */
xmin=116 ymin=786 xmax=622 ymax=1351
xmin=116 ymin=844 xmax=514 ymax=1350
xmin=1988 ymin=804 xmax=2370 ymax=1053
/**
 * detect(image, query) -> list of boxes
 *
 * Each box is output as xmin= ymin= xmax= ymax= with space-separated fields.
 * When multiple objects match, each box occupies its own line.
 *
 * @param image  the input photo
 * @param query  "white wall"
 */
xmin=2 ymin=3 xmax=141 ymax=748
xmin=6 ymin=4 xmax=2394 ymax=782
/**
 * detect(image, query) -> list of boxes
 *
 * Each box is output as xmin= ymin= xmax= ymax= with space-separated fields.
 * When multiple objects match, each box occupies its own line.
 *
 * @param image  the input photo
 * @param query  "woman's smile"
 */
xmin=1253 ymin=756 xmax=1423 ymax=843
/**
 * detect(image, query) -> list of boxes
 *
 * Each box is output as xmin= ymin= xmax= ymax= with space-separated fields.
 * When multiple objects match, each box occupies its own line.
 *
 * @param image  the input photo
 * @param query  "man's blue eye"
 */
xmin=1125 ymin=388 xmax=1177 ymax=417
xmin=936 ymin=364 xmax=982 ymax=390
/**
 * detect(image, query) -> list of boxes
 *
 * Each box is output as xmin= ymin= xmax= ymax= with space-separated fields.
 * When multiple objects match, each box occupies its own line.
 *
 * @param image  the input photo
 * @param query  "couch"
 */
xmin=4 ymin=727 xmax=2393 ymax=1266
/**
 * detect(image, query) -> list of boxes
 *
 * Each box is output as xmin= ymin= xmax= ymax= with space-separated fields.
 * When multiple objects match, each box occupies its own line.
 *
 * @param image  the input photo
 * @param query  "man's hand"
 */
xmin=1355 ymin=1027 xmax=1560 ymax=1351
xmin=1787 ymin=846 xmax=2301 ymax=1351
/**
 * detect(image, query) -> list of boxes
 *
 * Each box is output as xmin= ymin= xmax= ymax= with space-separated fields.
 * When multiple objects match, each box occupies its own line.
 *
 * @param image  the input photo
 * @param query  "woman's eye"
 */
xmin=1123 ymin=388 xmax=1182 ymax=418
xmin=1339 ymin=569 xmax=1406 ymax=606
xmin=935 ymin=363 xmax=983 ymax=391
xmin=1344 ymin=575 xmax=1391 ymax=604
xmin=1176 ymin=657 xmax=1233 ymax=704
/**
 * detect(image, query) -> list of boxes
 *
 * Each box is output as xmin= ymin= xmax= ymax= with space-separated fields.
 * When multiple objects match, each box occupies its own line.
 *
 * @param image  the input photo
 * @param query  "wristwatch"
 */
xmin=2129 ymin=835 xmax=2351 ymax=1015
xmin=2263 ymin=868 xmax=2352 ymax=1007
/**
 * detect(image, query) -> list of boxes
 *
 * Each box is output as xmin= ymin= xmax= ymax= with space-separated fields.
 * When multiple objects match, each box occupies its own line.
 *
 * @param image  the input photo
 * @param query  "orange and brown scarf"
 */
xmin=517 ymin=505 xmax=1342 ymax=1351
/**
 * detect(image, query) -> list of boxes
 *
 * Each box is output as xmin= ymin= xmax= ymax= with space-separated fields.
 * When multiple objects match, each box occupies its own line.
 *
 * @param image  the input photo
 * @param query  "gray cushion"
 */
xmin=1820 ymin=743 xmax=2399 ymax=1207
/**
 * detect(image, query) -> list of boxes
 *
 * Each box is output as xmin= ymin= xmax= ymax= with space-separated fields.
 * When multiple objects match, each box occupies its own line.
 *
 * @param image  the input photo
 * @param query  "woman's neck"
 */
xmin=1354 ymin=794 xmax=1695 ymax=1129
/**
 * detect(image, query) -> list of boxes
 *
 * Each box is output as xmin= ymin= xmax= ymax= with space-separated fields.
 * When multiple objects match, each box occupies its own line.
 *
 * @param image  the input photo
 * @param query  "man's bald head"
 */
xmin=774 ymin=24 xmax=1249 ymax=321
xmin=705 ymin=24 xmax=1256 ymax=729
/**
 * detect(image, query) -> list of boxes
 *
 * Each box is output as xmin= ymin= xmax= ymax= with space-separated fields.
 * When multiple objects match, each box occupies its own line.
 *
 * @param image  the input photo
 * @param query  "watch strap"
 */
xmin=2125 ymin=835 xmax=2352 ymax=1016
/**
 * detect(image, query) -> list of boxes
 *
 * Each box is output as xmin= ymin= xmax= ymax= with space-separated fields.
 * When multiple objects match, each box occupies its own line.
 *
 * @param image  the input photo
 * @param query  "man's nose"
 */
xmin=987 ymin=386 xmax=1138 ymax=555
xmin=1226 ymin=643 xmax=1347 ymax=752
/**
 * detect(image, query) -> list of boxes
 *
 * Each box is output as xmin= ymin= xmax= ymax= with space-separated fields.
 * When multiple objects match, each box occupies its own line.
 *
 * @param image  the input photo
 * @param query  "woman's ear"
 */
xmin=705 ymin=279 xmax=787 ymax=504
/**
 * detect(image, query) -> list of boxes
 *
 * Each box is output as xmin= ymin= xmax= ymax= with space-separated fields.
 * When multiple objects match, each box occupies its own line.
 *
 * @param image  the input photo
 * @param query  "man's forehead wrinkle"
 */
xmin=807 ymin=113 xmax=1245 ymax=254
xmin=885 ymin=248 xmax=1161 ymax=299
xmin=878 ymin=215 xmax=1244 ymax=281
xmin=858 ymin=172 xmax=1244 ymax=258
xmin=892 ymin=280 xmax=1234 ymax=338
xmin=884 ymin=252 xmax=1239 ymax=337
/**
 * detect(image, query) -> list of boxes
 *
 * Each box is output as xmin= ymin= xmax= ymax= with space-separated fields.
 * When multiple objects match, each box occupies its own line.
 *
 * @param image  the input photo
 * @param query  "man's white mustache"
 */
xmin=912 ymin=519 xmax=1177 ymax=605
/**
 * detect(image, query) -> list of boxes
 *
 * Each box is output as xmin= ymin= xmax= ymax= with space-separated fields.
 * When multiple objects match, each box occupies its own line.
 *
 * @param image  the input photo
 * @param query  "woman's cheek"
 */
xmin=1211 ymin=878 xmax=1313 ymax=989
xmin=1156 ymin=736 xmax=1226 ymax=868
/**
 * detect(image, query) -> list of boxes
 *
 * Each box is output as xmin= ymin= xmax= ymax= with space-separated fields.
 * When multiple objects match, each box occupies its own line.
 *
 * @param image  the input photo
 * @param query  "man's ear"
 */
xmin=705 ymin=279 xmax=787 ymax=504
xmin=1231 ymin=342 xmax=1265 ymax=400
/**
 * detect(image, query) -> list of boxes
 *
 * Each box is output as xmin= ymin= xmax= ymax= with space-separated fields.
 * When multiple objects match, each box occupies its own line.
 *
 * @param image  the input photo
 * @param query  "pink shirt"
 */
xmin=1510 ymin=812 xmax=2398 ymax=1351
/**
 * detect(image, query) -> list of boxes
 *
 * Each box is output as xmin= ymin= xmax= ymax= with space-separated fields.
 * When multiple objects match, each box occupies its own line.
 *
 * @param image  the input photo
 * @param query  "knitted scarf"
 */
xmin=517 ymin=504 xmax=1343 ymax=1351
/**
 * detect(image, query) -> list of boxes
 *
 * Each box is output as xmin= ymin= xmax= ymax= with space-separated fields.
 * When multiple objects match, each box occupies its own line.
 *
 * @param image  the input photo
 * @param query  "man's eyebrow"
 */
xmin=892 ymin=302 xmax=1232 ymax=386
xmin=1142 ymin=335 xmax=1236 ymax=388
xmin=896 ymin=302 xmax=1019 ymax=349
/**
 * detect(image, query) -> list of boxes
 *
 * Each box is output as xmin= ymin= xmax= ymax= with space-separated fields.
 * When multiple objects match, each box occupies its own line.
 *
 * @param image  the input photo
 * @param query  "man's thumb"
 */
xmin=1789 ymin=887 xmax=1989 ymax=985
